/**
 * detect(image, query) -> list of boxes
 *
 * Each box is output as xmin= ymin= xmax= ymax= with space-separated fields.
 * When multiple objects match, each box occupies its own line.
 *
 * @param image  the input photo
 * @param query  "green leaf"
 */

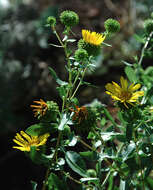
xmin=68 ymin=132 xmax=77 ymax=146
xmin=126 ymin=123 xmax=133 ymax=142
xmin=56 ymin=86 xmax=67 ymax=99
xmin=108 ymin=174 xmax=113 ymax=190
xmin=66 ymin=39 xmax=76 ymax=42
xmin=118 ymin=111 xmax=127 ymax=128
xmin=146 ymin=86 xmax=153 ymax=104
xmin=49 ymin=67 xmax=68 ymax=85
xmin=103 ymin=42 xmax=112 ymax=47
xmin=146 ymin=176 xmax=153 ymax=189
xmin=79 ymin=151 xmax=98 ymax=161
xmin=133 ymin=34 xmax=145 ymax=44
xmin=122 ymin=143 xmax=135 ymax=161
xmin=31 ymin=181 xmax=37 ymax=190
xmin=100 ymin=132 xmax=122 ymax=141
xmin=119 ymin=179 xmax=130 ymax=190
xmin=29 ymin=146 xmax=50 ymax=166
xmin=80 ymin=177 xmax=99 ymax=182
xmin=48 ymin=173 xmax=68 ymax=190
xmin=124 ymin=66 xmax=137 ymax=83
xmin=122 ymin=61 xmax=133 ymax=66
xmin=26 ymin=123 xmax=54 ymax=136
xmin=58 ymin=114 xmax=70 ymax=131
xmin=81 ymin=81 xmax=98 ymax=88
xmin=49 ymin=43 xmax=63 ymax=48
xmin=65 ymin=151 xmax=88 ymax=177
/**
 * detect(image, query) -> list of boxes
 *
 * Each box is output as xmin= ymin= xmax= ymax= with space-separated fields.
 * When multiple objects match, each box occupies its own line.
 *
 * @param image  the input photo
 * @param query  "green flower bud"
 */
xmin=60 ymin=10 xmax=79 ymax=27
xmin=151 ymin=12 xmax=153 ymax=19
xmin=87 ymin=169 xmax=97 ymax=177
xmin=47 ymin=16 xmax=56 ymax=27
xmin=41 ymin=101 xmax=59 ymax=122
xmin=63 ymin=125 xmax=71 ymax=136
xmin=144 ymin=19 xmax=153 ymax=34
xmin=74 ymin=49 xmax=88 ymax=62
xmin=78 ymin=39 xmax=101 ymax=56
xmin=47 ymin=101 xmax=59 ymax=112
xmin=104 ymin=18 xmax=120 ymax=34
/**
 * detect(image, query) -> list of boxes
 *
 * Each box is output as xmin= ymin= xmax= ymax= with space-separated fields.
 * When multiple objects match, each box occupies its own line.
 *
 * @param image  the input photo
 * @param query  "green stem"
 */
xmin=133 ymin=130 xmax=145 ymax=190
xmin=78 ymin=136 xmax=126 ymax=179
xmin=42 ymin=168 xmax=50 ymax=190
xmin=53 ymin=27 xmax=65 ymax=47
xmin=53 ymin=27 xmax=72 ymax=105
xmin=77 ymin=136 xmax=96 ymax=151
xmin=53 ymin=130 xmax=62 ymax=161
xmin=71 ymin=70 xmax=80 ymax=93
xmin=62 ymin=171 xmax=92 ymax=188
xmin=101 ymin=170 xmax=112 ymax=189
xmin=70 ymin=67 xmax=87 ymax=100
xmin=138 ymin=31 xmax=153 ymax=66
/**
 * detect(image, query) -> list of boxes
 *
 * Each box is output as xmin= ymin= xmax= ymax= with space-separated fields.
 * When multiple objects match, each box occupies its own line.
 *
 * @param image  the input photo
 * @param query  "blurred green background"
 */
xmin=0 ymin=0 xmax=153 ymax=189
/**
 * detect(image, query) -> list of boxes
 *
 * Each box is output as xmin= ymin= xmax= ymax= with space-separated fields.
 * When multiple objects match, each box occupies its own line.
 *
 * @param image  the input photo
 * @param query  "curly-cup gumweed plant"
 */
xmin=13 ymin=10 xmax=153 ymax=190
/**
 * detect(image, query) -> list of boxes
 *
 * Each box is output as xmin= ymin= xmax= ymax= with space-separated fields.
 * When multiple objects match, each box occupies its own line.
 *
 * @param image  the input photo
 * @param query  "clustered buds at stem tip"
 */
xmin=104 ymin=18 xmax=120 ymax=34
xmin=74 ymin=49 xmax=88 ymax=62
xmin=47 ymin=16 xmax=56 ymax=27
xmin=60 ymin=10 xmax=79 ymax=27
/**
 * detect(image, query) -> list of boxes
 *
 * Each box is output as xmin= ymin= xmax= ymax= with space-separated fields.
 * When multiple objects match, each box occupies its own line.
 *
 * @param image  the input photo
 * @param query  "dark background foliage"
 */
xmin=0 ymin=0 xmax=153 ymax=189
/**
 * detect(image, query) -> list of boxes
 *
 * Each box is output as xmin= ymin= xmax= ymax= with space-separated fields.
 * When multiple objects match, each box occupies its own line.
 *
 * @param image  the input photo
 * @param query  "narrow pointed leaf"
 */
xmin=49 ymin=67 xmax=68 ymax=85
xmin=65 ymin=151 xmax=88 ymax=177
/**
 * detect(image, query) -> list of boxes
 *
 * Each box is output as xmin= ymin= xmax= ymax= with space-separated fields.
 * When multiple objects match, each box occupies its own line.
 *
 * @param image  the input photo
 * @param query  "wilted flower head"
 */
xmin=105 ymin=76 xmax=144 ymax=108
xmin=30 ymin=99 xmax=48 ymax=117
xmin=70 ymin=105 xmax=88 ymax=124
xmin=82 ymin=29 xmax=105 ymax=46
xmin=13 ymin=131 xmax=50 ymax=152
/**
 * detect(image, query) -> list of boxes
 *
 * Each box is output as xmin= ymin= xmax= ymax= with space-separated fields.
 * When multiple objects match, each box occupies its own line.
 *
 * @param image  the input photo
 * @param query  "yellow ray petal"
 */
xmin=20 ymin=131 xmax=32 ymax=142
xmin=13 ymin=146 xmax=30 ymax=151
xmin=129 ymin=83 xmax=141 ymax=92
xmin=13 ymin=139 xmax=25 ymax=147
xmin=15 ymin=133 xmax=27 ymax=144
xmin=120 ymin=76 xmax=128 ymax=90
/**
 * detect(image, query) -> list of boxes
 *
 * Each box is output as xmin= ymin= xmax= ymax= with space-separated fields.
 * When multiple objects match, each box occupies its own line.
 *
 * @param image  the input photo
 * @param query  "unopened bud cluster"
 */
xmin=104 ymin=18 xmax=120 ymax=34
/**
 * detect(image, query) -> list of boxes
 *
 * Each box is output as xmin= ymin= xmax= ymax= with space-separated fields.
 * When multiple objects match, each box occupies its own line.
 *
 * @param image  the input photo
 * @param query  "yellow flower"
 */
xmin=30 ymin=99 xmax=48 ymax=117
xmin=70 ymin=105 xmax=88 ymax=124
xmin=13 ymin=131 xmax=50 ymax=152
xmin=105 ymin=76 xmax=144 ymax=108
xmin=82 ymin=29 xmax=105 ymax=46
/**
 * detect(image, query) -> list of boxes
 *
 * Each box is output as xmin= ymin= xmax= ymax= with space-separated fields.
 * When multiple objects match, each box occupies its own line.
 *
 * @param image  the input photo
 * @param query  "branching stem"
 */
xmin=138 ymin=31 xmax=153 ymax=66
